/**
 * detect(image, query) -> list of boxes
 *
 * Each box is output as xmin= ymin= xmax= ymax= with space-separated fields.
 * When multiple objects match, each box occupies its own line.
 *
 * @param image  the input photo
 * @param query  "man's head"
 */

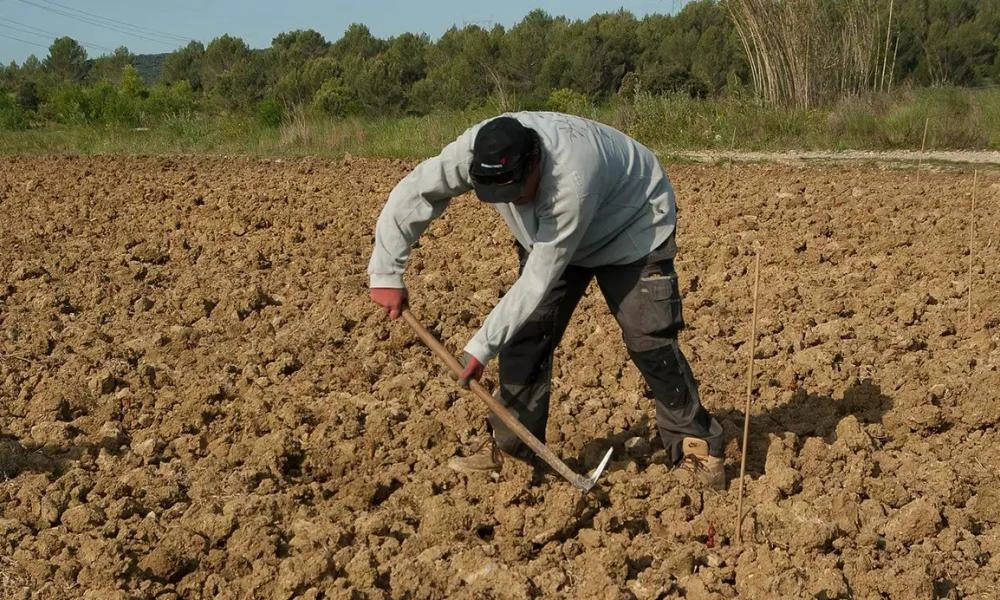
xmin=470 ymin=116 xmax=541 ymax=205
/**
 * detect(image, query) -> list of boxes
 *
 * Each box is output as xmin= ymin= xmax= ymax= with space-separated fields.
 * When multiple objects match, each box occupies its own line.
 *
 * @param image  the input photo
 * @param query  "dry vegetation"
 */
xmin=729 ymin=0 xmax=897 ymax=108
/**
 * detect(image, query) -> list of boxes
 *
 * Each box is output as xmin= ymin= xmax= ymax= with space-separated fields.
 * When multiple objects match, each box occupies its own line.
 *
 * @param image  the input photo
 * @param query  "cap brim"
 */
xmin=473 ymin=182 xmax=522 ymax=203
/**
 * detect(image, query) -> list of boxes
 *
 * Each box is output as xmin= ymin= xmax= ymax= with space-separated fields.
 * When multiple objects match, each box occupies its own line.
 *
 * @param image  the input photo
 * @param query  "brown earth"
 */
xmin=1 ymin=155 xmax=999 ymax=599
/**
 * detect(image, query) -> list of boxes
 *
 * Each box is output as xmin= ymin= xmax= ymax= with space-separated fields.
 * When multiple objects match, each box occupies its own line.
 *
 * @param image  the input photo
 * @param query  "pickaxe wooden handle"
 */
xmin=401 ymin=309 xmax=611 ymax=492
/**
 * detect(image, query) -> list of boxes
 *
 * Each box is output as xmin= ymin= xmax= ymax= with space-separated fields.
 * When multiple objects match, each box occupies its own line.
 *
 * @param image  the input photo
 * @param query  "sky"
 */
xmin=0 ymin=0 xmax=690 ymax=65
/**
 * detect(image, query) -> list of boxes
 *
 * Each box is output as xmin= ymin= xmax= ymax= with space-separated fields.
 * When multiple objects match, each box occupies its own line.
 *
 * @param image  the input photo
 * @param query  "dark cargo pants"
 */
xmin=488 ymin=239 xmax=724 ymax=465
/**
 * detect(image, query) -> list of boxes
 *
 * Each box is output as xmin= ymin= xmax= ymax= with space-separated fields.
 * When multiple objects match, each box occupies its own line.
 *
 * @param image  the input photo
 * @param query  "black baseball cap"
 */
xmin=469 ymin=116 xmax=535 ymax=203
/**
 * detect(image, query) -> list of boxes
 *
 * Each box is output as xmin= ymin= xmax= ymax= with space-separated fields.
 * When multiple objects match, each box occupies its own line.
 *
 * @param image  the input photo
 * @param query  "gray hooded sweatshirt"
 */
xmin=368 ymin=111 xmax=677 ymax=364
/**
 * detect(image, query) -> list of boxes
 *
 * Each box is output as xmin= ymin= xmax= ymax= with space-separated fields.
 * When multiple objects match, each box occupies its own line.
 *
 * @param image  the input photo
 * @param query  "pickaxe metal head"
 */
xmin=576 ymin=447 xmax=614 ymax=493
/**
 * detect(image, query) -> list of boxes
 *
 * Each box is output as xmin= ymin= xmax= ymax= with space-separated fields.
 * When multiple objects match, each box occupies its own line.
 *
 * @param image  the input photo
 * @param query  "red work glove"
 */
xmin=457 ymin=352 xmax=484 ymax=388
xmin=370 ymin=287 xmax=408 ymax=319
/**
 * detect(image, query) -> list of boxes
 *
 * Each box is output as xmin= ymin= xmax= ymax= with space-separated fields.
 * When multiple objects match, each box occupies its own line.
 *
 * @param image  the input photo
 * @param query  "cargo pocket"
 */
xmin=636 ymin=272 xmax=684 ymax=338
xmin=613 ymin=270 xmax=684 ymax=353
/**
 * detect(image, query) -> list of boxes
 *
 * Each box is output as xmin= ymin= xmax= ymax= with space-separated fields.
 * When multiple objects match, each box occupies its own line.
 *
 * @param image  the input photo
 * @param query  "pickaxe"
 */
xmin=402 ymin=309 xmax=612 ymax=493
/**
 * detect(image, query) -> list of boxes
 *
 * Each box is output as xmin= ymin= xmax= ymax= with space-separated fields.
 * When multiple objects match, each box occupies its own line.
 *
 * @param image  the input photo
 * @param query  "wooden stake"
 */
xmin=736 ymin=249 xmax=761 ymax=545
xmin=728 ymin=127 xmax=737 ymax=171
xmin=917 ymin=117 xmax=929 ymax=179
xmin=968 ymin=170 xmax=978 ymax=329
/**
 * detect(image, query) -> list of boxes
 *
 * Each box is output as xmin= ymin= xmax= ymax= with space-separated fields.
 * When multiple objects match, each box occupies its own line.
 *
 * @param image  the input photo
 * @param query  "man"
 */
xmin=368 ymin=112 xmax=725 ymax=490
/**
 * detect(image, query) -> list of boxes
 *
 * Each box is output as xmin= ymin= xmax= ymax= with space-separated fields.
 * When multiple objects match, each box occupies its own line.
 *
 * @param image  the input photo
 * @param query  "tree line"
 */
xmin=1 ymin=0 xmax=998 ymax=129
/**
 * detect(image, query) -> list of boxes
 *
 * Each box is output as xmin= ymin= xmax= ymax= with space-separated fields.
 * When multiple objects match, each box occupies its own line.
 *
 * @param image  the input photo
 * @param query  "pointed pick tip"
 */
xmin=582 ymin=448 xmax=613 ymax=492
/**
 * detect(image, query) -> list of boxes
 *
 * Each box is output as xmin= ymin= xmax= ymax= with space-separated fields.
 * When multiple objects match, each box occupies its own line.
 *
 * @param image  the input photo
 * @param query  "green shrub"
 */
xmin=38 ymin=82 xmax=138 ymax=126
xmin=924 ymin=88 xmax=989 ymax=148
xmin=146 ymin=81 xmax=196 ymax=118
xmin=874 ymin=87 xmax=994 ymax=149
xmin=119 ymin=65 xmax=148 ymax=100
xmin=256 ymin=97 xmax=284 ymax=128
xmin=980 ymin=88 xmax=1000 ymax=148
xmin=620 ymin=92 xmax=713 ymax=147
xmin=0 ymin=93 xmax=29 ymax=130
xmin=545 ymin=88 xmax=590 ymax=115
xmin=40 ymin=84 xmax=88 ymax=124
xmin=88 ymin=80 xmax=142 ymax=126
xmin=312 ymin=80 xmax=360 ymax=117
xmin=15 ymin=81 xmax=40 ymax=112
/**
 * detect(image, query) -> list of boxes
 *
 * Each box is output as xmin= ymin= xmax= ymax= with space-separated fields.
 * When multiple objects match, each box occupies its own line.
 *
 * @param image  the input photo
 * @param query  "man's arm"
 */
xmin=367 ymin=131 xmax=476 ymax=288
xmin=463 ymin=171 xmax=599 ymax=364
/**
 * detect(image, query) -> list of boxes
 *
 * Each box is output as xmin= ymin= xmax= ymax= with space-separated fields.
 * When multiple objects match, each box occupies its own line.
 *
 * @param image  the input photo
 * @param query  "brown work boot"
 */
xmin=674 ymin=437 xmax=726 ymax=491
xmin=447 ymin=436 xmax=504 ymax=474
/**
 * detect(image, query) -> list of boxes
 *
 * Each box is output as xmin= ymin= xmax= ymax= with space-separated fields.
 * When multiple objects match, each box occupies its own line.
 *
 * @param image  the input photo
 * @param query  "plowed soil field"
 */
xmin=1 ymin=155 xmax=999 ymax=599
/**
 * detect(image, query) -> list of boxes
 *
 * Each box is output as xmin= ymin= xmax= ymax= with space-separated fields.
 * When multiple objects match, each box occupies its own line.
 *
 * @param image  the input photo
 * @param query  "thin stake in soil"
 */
xmin=728 ymin=128 xmax=737 ymax=171
xmin=736 ymin=249 xmax=761 ymax=545
xmin=917 ymin=117 xmax=929 ymax=181
xmin=968 ymin=170 xmax=978 ymax=329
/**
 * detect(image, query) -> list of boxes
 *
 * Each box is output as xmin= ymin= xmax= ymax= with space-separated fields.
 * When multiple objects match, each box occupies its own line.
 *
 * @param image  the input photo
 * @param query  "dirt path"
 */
xmin=1 ymin=155 xmax=998 ymax=598
xmin=674 ymin=149 xmax=1000 ymax=168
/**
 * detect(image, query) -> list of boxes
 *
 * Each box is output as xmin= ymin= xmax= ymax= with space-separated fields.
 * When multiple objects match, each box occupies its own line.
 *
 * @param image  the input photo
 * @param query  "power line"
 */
xmin=0 ymin=31 xmax=50 ymax=51
xmin=37 ymin=0 xmax=189 ymax=44
xmin=15 ymin=0 xmax=184 ymax=48
xmin=0 ymin=19 xmax=55 ymax=39
xmin=0 ymin=17 xmax=114 ymax=54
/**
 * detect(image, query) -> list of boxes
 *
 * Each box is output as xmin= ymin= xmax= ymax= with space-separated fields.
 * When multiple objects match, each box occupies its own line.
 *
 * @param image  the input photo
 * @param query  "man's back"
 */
xmin=490 ymin=111 xmax=677 ymax=267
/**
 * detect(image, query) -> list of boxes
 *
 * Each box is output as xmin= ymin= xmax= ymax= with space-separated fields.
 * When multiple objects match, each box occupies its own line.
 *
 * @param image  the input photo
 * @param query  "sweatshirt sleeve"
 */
xmin=367 ymin=130 xmax=476 ymax=288
xmin=463 ymin=170 xmax=599 ymax=364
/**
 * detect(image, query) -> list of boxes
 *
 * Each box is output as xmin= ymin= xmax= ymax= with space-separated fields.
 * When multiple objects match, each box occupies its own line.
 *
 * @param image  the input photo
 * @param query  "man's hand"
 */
xmin=458 ymin=352 xmax=484 ymax=388
xmin=370 ymin=287 xmax=408 ymax=319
